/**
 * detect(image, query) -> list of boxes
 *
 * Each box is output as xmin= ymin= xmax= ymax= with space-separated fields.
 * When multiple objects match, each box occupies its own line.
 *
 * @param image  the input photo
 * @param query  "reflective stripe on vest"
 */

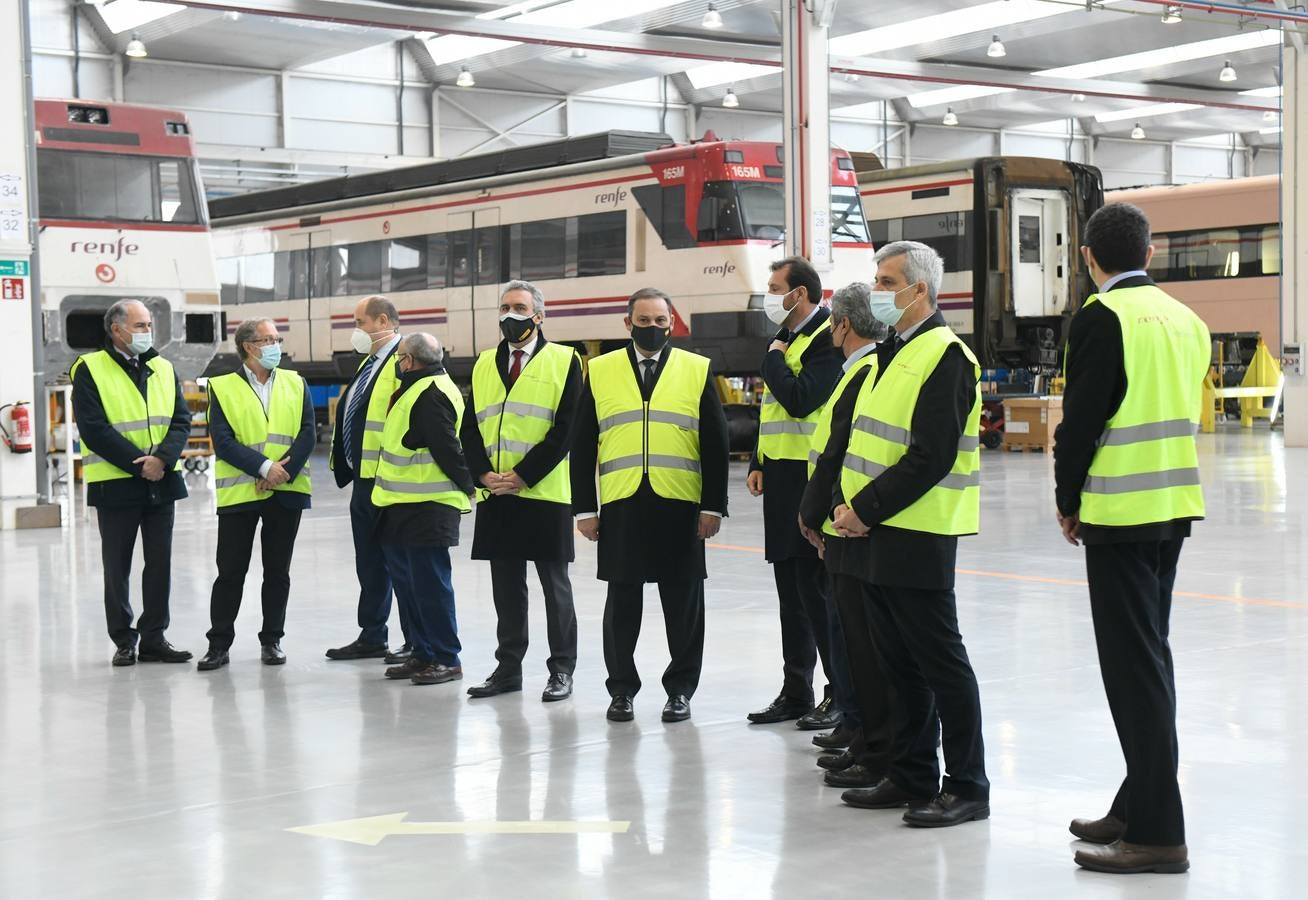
xmin=588 ymin=347 xmax=708 ymax=505
xmin=840 ymin=327 xmax=982 ymax=536
xmin=71 ymin=350 xmax=179 ymax=483
xmin=370 ymin=373 xmax=471 ymax=511
xmin=471 ymin=342 xmax=576 ymax=505
xmin=330 ymin=351 xmax=400 ymax=478
xmin=1076 ymin=285 xmax=1210 ymax=527
xmin=208 ymin=369 xmax=312 ymax=508
xmin=808 ymin=352 xmax=878 ymax=537
xmin=758 ymin=318 xmax=832 ymax=462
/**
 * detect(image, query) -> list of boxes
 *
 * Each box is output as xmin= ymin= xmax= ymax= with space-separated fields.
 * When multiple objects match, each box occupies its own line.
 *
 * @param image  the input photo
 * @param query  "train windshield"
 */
xmin=36 ymin=150 xmax=205 ymax=225
xmin=697 ymin=180 xmax=870 ymax=243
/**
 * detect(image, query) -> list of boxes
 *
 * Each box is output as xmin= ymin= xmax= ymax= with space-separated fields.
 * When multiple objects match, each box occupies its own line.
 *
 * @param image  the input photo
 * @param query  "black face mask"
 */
xmin=631 ymin=324 xmax=670 ymax=354
xmin=499 ymin=314 xmax=536 ymax=344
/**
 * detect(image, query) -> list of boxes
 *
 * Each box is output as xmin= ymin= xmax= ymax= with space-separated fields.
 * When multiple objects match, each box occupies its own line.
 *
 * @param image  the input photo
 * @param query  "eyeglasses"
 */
xmin=247 ymin=337 xmax=284 ymax=347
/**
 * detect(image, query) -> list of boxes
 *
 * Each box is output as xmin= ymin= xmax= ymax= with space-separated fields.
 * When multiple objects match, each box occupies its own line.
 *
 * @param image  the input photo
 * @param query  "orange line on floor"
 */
xmin=704 ymin=544 xmax=1306 ymax=610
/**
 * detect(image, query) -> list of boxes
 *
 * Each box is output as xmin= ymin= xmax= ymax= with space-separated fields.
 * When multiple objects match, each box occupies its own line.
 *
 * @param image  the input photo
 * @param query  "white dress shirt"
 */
xmin=506 ymin=334 xmax=540 ymax=375
xmin=842 ymin=341 xmax=879 ymax=373
xmin=242 ymin=364 xmax=276 ymax=479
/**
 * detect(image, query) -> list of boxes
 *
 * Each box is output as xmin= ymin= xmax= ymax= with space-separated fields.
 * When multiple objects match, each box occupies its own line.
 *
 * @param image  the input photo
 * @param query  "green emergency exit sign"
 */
xmin=0 ymin=260 xmax=29 ymax=277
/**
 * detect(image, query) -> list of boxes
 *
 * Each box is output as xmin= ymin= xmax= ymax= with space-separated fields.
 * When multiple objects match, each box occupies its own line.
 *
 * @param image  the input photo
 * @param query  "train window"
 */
xmin=1261 ymin=225 xmax=1281 ymax=275
xmin=343 ymin=241 xmax=383 ymax=295
xmin=428 ymin=233 xmax=449 ymax=288
xmin=310 ymin=245 xmax=339 ymax=298
xmin=577 ymin=211 xmax=626 ymax=278
xmin=185 ymin=313 xmax=216 ymax=344
xmin=520 ymin=218 xmax=568 ymax=281
xmin=737 ymin=182 xmax=784 ymax=240
xmin=725 ymin=150 xmax=745 ymax=163
xmin=901 ymin=212 xmax=973 ymax=273
xmin=36 ymin=150 xmax=202 ymax=224
xmin=449 ymin=230 xmax=472 ymax=287
xmin=243 ymin=253 xmax=275 ymax=303
xmin=217 ymin=258 xmax=240 ymax=305
xmin=831 ymin=186 xmax=869 ymax=243
xmin=474 ymin=227 xmax=501 ymax=285
xmin=388 ymin=237 xmax=428 ymax=292
xmin=1018 ymin=216 xmax=1041 ymax=263
xmin=632 ymin=184 xmax=697 ymax=250
xmin=1151 ymin=225 xmax=1279 ymax=282
xmin=697 ymin=181 xmax=745 ymax=242
xmin=273 ymin=249 xmax=308 ymax=301
xmin=866 ymin=219 xmax=892 ymax=251
xmin=157 ymin=159 xmax=200 ymax=224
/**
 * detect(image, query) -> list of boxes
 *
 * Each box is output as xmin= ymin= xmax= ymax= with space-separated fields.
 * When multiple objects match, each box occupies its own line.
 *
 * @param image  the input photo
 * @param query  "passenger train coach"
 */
xmin=208 ymin=130 xmax=875 ymax=381
xmin=855 ymin=156 xmax=1104 ymax=372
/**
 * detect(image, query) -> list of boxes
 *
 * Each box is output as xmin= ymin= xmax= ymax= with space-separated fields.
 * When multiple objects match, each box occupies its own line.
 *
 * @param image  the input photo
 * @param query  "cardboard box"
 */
xmin=1002 ymin=396 xmax=1063 ymax=450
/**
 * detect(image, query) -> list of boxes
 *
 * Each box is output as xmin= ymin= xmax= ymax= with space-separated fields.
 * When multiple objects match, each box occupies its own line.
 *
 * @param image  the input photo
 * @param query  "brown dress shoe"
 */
xmin=1069 ymin=814 xmax=1126 ymax=844
xmin=385 ymin=658 xmax=424 ymax=680
xmin=411 ymin=664 xmax=463 ymax=685
xmin=1074 ymin=839 xmax=1189 ymax=874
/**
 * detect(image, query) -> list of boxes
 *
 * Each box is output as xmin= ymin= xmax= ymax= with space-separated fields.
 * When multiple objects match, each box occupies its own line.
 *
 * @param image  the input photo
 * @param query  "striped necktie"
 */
xmin=342 ymin=355 xmax=376 ymax=469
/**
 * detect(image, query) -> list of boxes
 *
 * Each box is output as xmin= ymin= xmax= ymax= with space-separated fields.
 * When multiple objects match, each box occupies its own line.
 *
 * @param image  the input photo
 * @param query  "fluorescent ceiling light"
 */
xmin=829 ymin=1 xmax=1124 ymax=57
xmin=1240 ymin=85 xmax=1282 ymax=97
xmin=907 ymin=84 xmax=1012 ymax=109
xmin=685 ymin=60 xmax=779 ymax=90
xmin=1095 ymin=102 xmax=1200 ymax=124
xmin=1036 ymin=29 xmax=1281 ymax=81
xmin=97 ymin=0 xmax=184 ymax=35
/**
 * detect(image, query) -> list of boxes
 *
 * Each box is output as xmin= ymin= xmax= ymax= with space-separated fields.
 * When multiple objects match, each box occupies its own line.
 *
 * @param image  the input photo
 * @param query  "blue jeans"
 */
xmin=381 ymin=542 xmax=461 ymax=667
xmin=350 ymin=478 xmax=410 ymax=646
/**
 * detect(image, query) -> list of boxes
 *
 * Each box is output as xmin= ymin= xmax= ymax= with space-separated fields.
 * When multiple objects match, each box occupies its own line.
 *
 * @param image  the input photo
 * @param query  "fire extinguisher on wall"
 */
xmin=0 ymin=402 xmax=34 ymax=453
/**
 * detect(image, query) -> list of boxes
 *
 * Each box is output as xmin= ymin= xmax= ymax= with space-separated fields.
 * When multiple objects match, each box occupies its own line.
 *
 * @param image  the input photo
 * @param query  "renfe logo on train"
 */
xmin=70 ymin=236 xmax=140 ymax=261
xmin=703 ymin=262 xmax=736 ymax=277
xmin=594 ymin=187 xmax=629 ymax=207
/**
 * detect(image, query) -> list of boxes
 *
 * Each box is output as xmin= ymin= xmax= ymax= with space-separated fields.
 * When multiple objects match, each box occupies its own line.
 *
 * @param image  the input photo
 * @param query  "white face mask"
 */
xmin=351 ymin=327 xmax=389 ymax=355
xmin=762 ymin=289 xmax=794 ymax=325
xmin=128 ymin=331 xmax=153 ymax=355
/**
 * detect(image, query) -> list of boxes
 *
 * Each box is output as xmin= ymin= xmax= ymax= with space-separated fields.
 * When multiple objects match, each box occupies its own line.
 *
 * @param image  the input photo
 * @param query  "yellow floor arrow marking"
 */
xmin=288 ymin=813 xmax=631 ymax=846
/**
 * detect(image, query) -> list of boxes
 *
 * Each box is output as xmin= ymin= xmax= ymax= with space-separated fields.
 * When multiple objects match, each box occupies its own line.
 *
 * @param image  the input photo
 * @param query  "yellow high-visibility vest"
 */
xmin=208 ymin=369 xmax=312 ymax=508
xmin=809 ymin=350 xmax=878 ymax=537
xmin=471 ymin=342 xmax=576 ymax=504
xmin=330 ymin=349 xmax=401 ymax=479
xmin=371 ymin=373 xmax=471 ymax=512
xmin=758 ymin=318 xmax=832 ymax=463
xmin=1077 ymin=284 xmax=1210 ymax=527
xmin=588 ymin=347 xmax=708 ymax=505
xmin=71 ymin=350 xmax=179 ymax=483
xmin=841 ymin=327 xmax=982 ymax=535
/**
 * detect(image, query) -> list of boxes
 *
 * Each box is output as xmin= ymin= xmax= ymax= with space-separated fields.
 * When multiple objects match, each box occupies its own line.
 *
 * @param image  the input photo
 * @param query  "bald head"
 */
xmin=105 ymin=300 xmax=152 ymax=355
xmin=398 ymin=332 xmax=442 ymax=373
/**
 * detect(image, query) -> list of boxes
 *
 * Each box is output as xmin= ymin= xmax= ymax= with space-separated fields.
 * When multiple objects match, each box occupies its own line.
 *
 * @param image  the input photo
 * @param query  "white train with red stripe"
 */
xmin=207 ymin=130 xmax=874 ymax=381
xmin=855 ymin=156 xmax=1104 ymax=371
xmin=34 ymin=99 xmax=223 ymax=382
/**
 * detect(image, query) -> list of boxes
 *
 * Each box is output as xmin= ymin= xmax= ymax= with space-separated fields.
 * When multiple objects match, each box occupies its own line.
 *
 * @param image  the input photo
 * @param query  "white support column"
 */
xmin=1282 ymin=41 xmax=1308 ymax=445
xmin=277 ymin=70 xmax=291 ymax=148
xmin=781 ymin=0 xmax=834 ymax=272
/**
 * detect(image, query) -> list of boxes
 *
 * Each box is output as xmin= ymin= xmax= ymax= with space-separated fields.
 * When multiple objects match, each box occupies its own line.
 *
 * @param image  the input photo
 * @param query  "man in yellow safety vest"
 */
xmin=1055 ymin=202 xmax=1209 ymax=876
xmin=197 ymin=317 xmax=315 ymax=671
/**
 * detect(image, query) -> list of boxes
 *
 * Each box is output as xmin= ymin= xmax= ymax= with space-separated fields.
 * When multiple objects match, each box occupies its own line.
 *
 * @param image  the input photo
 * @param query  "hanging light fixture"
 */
xmin=571 ymin=47 xmax=588 ymax=59
xmin=987 ymin=35 xmax=1006 ymax=58
xmin=456 ymin=66 xmax=476 ymax=87
xmin=124 ymin=33 xmax=147 ymax=59
xmin=702 ymin=3 xmax=724 ymax=29
xmin=1130 ymin=122 xmax=1145 ymax=140
xmin=1219 ymin=60 xmax=1237 ymax=82
xmin=1264 ymin=109 xmax=1280 ymax=123
xmin=1161 ymin=4 xmax=1183 ymax=24
xmin=722 ymin=87 xmax=740 ymax=108
xmin=942 ymin=108 xmax=959 ymax=126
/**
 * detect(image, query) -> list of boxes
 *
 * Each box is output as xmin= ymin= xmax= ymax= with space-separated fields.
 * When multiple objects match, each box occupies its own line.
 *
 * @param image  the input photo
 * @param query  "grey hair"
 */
xmin=874 ymin=240 xmax=944 ymax=307
xmin=830 ymin=282 xmax=888 ymax=342
xmin=627 ymin=287 xmax=672 ymax=317
xmin=402 ymin=331 xmax=443 ymax=366
xmin=233 ymin=317 xmax=275 ymax=361
xmin=502 ymin=280 xmax=545 ymax=316
xmin=362 ymin=295 xmax=400 ymax=325
xmin=104 ymin=299 xmax=144 ymax=333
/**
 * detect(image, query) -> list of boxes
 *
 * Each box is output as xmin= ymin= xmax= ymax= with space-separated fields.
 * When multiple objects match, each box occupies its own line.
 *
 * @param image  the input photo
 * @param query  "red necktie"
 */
xmin=508 ymin=349 xmax=524 ymax=385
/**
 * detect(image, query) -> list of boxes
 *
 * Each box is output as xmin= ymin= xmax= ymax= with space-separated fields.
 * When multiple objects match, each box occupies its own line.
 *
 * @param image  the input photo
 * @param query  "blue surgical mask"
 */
xmin=259 ymin=344 xmax=282 ymax=370
xmin=128 ymin=331 xmax=153 ymax=355
xmin=868 ymin=286 xmax=917 ymax=327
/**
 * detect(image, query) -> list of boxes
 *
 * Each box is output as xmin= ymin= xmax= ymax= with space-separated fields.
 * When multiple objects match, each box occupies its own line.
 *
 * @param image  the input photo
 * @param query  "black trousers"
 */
xmin=1086 ymin=538 xmax=1187 ymax=846
xmin=97 ymin=502 xmax=175 ymax=649
xmin=774 ymin=556 xmax=833 ymax=704
xmin=603 ymin=580 xmax=704 ymax=699
xmin=206 ymin=502 xmax=303 ymax=649
xmin=866 ymin=584 xmax=989 ymax=801
xmin=831 ymin=574 xmax=894 ymax=771
xmin=489 ymin=559 xmax=578 ymax=677
xmin=349 ymin=478 xmax=409 ymax=647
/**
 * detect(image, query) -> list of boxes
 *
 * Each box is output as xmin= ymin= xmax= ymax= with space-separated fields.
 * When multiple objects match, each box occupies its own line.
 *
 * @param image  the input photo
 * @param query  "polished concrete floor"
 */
xmin=1 ymin=429 xmax=1303 ymax=898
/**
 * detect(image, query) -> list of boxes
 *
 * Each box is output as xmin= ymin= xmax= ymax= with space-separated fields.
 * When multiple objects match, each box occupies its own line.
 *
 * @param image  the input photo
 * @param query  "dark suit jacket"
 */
xmin=460 ymin=332 xmax=584 ymax=562
xmin=749 ymin=305 xmax=844 ymax=561
xmin=570 ymin=344 xmax=729 ymax=582
xmin=208 ymin=367 xmax=316 ymax=515
xmin=331 ymin=339 xmax=401 ymax=489
xmin=71 ymin=341 xmax=190 ymax=508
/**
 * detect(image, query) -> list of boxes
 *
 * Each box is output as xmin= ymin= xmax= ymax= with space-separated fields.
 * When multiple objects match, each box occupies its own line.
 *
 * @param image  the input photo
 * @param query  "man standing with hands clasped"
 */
xmin=1055 ymin=202 xmax=1209 ymax=875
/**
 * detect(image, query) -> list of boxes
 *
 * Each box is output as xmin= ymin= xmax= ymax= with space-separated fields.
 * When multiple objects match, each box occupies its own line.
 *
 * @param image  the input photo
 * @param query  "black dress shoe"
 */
xmin=607 ymin=695 xmax=634 ymax=722
xmin=385 ymin=658 xmax=425 ymax=680
xmin=261 ymin=642 xmax=286 ymax=666
xmin=411 ymin=664 xmax=463 ymax=685
xmin=662 ymin=695 xmax=691 ymax=723
xmin=197 ymin=647 xmax=229 ymax=671
xmin=903 ymin=793 xmax=990 ymax=828
xmin=824 ymin=763 xmax=880 ymax=788
xmin=467 ymin=674 xmax=523 ymax=698
xmin=796 ymin=696 xmax=841 ymax=731
xmin=138 ymin=640 xmax=192 ymax=663
xmin=1074 ymin=839 xmax=1189 ymax=874
xmin=542 ymin=673 xmax=573 ymax=702
xmin=326 ymin=639 xmax=389 ymax=661
xmin=747 ymin=694 xmax=811 ymax=724
xmin=812 ymin=724 xmax=856 ymax=750
xmin=112 ymin=646 xmax=136 ymax=667
xmin=1069 ymin=814 xmax=1126 ymax=844
xmin=383 ymin=644 xmax=413 ymax=665
xmin=817 ymin=749 xmax=857 ymax=771
xmin=842 ymin=777 xmax=928 ymax=810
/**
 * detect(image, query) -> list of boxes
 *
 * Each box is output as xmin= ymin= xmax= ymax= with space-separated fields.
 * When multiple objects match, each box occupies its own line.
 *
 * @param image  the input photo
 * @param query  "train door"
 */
xmin=1010 ymin=189 xmax=1071 ymax=318
xmin=303 ymin=229 xmax=332 ymax=364
xmin=446 ymin=208 xmax=501 ymax=363
xmin=274 ymin=232 xmax=312 ymax=364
